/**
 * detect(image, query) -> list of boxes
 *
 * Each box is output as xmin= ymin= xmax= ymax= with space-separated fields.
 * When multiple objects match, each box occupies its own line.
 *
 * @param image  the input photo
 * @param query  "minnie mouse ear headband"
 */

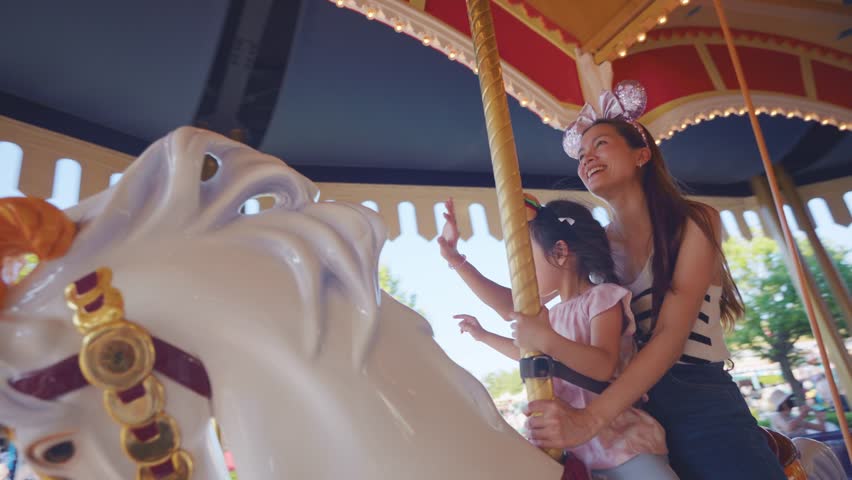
xmin=562 ymin=80 xmax=650 ymax=160
xmin=523 ymin=193 xmax=575 ymax=225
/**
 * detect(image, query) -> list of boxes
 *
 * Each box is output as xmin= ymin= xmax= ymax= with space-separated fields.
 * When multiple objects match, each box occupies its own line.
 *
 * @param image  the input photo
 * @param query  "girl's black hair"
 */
xmin=528 ymin=200 xmax=617 ymax=284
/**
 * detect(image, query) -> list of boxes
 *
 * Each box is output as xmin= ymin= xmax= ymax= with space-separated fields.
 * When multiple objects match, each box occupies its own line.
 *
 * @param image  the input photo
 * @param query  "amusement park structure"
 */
xmin=0 ymin=0 xmax=850 ymax=478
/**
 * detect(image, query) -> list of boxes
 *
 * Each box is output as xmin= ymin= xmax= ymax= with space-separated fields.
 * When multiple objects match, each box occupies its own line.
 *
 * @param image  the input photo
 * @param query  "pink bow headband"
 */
xmin=562 ymin=80 xmax=650 ymax=159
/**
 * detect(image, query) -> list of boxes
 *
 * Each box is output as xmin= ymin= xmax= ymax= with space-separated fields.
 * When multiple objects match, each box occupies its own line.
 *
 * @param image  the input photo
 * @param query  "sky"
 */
xmin=1 ymin=140 xmax=850 ymax=380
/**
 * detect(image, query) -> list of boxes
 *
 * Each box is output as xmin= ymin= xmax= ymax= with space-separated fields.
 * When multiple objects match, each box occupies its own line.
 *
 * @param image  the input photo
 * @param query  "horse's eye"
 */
xmin=42 ymin=440 xmax=75 ymax=464
xmin=29 ymin=436 xmax=76 ymax=467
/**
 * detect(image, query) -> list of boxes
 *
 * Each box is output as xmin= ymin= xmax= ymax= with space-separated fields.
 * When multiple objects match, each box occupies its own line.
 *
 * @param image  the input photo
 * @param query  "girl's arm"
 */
xmin=448 ymin=258 xmax=558 ymax=320
xmin=450 ymin=260 xmax=516 ymax=320
xmin=526 ymin=207 xmax=722 ymax=448
xmin=512 ymin=304 xmax=622 ymax=382
xmin=541 ymin=304 xmax=622 ymax=382
xmin=457 ymin=314 xmax=520 ymax=360
xmin=480 ymin=331 xmax=522 ymax=361
xmin=439 ymin=198 xmax=515 ymax=319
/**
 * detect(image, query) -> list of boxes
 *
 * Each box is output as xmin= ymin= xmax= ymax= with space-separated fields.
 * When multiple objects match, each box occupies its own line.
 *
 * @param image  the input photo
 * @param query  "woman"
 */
xmin=521 ymin=112 xmax=787 ymax=478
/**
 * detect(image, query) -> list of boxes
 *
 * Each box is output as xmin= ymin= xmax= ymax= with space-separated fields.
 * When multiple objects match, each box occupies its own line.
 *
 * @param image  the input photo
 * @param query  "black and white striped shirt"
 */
xmin=623 ymin=256 xmax=730 ymax=364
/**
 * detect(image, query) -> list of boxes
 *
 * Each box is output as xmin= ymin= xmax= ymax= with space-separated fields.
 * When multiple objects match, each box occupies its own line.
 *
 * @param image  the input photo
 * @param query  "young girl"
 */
xmin=523 ymin=103 xmax=787 ymax=478
xmin=440 ymin=196 xmax=678 ymax=479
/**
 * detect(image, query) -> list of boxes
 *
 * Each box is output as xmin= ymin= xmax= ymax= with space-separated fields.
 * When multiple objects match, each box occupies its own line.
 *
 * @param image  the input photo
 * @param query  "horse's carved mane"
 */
xmin=6 ymin=127 xmax=387 ymax=366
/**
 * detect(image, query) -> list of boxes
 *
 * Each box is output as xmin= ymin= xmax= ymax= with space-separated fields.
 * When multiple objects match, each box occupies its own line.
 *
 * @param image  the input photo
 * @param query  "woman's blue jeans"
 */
xmin=645 ymin=362 xmax=787 ymax=479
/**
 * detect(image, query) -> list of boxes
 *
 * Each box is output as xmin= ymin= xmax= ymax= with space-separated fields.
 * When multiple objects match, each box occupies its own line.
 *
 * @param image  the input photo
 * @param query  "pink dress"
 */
xmin=549 ymin=283 xmax=667 ymax=471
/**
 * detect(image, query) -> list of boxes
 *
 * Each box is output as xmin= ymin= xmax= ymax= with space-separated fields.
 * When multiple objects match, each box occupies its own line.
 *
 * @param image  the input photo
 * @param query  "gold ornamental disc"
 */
xmin=80 ymin=323 xmax=155 ymax=391
xmin=104 ymin=376 xmax=165 ymax=427
xmin=71 ymin=287 xmax=125 ymax=333
xmin=65 ymin=268 xmax=125 ymax=333
xmin=137 ymin=450 xmax=193 ymax=480
xmin=121 ymin=414 xmax=180 ymax=466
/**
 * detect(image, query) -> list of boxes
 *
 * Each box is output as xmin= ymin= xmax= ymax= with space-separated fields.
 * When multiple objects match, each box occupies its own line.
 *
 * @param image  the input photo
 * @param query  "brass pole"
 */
xmin=776 ymin=167 xmax=852 ymax=328
xmin=713 ymin=0 xmax=852 ymax=463
xmin=751 ymin=176 xmax=852 ymax=400
xmin=465 ymin=0 xmax=559 ymax=461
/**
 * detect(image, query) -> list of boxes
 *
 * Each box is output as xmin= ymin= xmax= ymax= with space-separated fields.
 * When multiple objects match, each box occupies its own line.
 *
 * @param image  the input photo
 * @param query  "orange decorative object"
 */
xmin=523 ymin=193 xmax=542 ymax=221
xmin=764 ymin=429 xmax=807 ymax=480
xmin=0 ymin=197 xmax=77 ymax=309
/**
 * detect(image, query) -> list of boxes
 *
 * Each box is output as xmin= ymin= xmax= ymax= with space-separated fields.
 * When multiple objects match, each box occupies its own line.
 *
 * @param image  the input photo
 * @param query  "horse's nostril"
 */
xmin=43 ymin=440 xmax=75 ymax=464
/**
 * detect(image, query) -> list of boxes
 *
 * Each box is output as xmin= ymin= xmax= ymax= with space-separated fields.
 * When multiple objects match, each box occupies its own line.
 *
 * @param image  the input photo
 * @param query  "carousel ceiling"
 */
xmin=0 ymin=0 xmax=849 ymax=197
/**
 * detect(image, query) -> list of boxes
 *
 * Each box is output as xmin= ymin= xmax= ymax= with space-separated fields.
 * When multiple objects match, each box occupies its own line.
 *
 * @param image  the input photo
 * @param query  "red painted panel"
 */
xmin=505 ymin=0 xmax=578 ymax=43
xmin=614 ymin=45 xmax=715 ymax=111
xmin=812 ymin=61 xmax=852 ymax=109
xmin=425 ymin=0 xmax=583 ymax=104
xmin=707 ymin=45 xmax=805 ymax=96
xmin=425 ymin=0 xmax=471 ymax=36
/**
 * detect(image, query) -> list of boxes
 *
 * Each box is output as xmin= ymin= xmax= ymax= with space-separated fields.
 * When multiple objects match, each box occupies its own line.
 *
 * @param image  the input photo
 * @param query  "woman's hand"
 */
xmin=438 ymin=198 xmax=463 ymax=263
xmin=524 ymin=399 xmax=605 ymax=449
xmin=455 ymin=314 xmax=487 ymax=341
xmin=509 ymin=307 xmax=556 ymax=353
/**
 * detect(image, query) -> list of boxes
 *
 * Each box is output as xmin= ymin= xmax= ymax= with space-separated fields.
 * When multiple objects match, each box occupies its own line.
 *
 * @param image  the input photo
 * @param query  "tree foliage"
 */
xmin=482 ymin=368 xmax=524 ymax=399
xmin=724 ymin=235 xmax=851 ymax=400
xmin=379 ymin=265 xmax=422 ymax=314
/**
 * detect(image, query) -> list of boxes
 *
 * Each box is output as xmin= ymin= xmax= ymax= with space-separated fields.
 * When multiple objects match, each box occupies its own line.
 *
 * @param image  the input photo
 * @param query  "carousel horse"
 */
xmin=793 ymin=437 xmax=848 ymax=480
xmin=0 ymin=127 xmax=563 ymax=479
xmin=0 ymin=127 xmax=843 ymax=480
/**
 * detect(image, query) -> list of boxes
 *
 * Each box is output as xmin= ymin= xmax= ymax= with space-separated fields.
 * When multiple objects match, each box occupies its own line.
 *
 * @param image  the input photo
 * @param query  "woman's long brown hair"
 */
xmin=591 ymin=119 xmax=744 ymax=331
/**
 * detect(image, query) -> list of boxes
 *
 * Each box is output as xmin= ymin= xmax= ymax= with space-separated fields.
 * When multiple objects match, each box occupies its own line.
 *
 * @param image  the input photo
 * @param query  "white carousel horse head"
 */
xmin=792 ymin=437 xmax=847 ymax=480
xmin=0 ymin=127 xmax=563 ymax=479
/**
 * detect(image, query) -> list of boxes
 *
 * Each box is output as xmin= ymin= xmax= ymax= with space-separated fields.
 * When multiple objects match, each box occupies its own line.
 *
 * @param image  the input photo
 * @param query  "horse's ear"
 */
xmin=793 ymin=437 xmax=846 ymax=480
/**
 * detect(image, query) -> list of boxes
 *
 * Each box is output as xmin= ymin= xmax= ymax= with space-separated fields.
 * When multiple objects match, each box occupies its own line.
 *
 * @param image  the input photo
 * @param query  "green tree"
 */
xmin=379 ymin=265 xmax=422 ymax=314
xmin=724 ymin=235 xmax=851 ymax=403
xmin=482 ymin=368 xmax=524 ymax=399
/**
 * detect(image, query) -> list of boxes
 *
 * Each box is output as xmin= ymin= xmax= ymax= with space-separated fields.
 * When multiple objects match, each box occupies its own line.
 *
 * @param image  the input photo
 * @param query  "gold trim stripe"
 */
xmin=695 ymin=43 xmax=726 ymax=91
xmin=594 ymin=0 xmax=685 ymax=63
xmin=628 ymin=30 xmax=852 ymax=70
xmin=408 ymin=0 xmax=426 ymax=11
xmin=801 ymin=56 xmax=818 ymax=100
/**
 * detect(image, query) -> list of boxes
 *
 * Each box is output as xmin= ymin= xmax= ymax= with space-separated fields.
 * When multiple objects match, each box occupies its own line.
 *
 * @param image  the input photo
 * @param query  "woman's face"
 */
xmin=576 ymin=123 xmax=645 ymax=199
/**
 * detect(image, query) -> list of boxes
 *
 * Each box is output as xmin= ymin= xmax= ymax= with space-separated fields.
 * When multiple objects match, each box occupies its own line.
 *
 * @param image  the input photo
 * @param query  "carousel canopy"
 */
xmin=0 ymin=0 xmax=850 ymax=198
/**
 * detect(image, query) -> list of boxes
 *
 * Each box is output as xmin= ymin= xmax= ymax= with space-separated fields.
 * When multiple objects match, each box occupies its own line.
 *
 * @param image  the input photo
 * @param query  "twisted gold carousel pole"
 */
xmin=712 ymin=0 xmax=852 ymax=465
xmin=465 ymin=0 xmax=560 ymax=461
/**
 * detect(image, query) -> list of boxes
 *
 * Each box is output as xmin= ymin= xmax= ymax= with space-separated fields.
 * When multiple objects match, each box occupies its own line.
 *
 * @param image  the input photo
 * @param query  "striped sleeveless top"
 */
xmin=623 ymin=255 xmax=730 ymax=364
